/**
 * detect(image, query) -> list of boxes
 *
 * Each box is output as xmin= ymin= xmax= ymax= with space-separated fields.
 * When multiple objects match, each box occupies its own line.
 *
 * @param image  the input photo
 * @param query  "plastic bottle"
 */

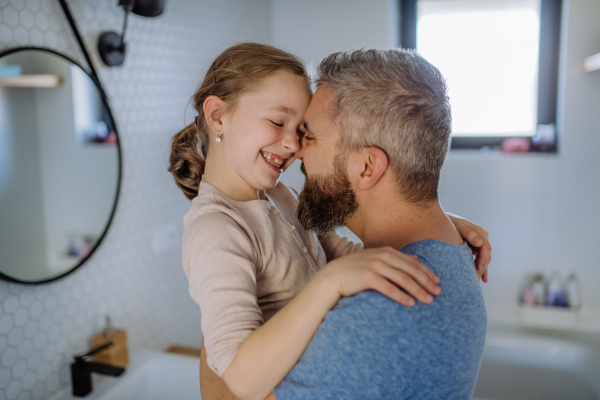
xmin=520 ymin=274 xmax=535 ymax=306
xmin=532 ymin=274 xmax=546 ymax=305
xmin=546 ymin=272 xmax=567 ymax=307
xmin=566 ymin=273 xmax=580 ymax=309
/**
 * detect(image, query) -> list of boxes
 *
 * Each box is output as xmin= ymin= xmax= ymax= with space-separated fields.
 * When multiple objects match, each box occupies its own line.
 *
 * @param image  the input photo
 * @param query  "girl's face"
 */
xmin=219 ymin=70 xmax=311 ymax=194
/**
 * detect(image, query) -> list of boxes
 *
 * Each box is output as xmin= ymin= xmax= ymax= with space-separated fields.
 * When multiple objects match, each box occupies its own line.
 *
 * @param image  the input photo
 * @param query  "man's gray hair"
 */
xmin=316 ymin=48 xmax=451 ymax=203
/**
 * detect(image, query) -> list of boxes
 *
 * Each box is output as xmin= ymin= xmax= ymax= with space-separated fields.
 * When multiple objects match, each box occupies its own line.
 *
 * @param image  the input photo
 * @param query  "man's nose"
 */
xmin=294 ymin=137 xmax=305 ymax=160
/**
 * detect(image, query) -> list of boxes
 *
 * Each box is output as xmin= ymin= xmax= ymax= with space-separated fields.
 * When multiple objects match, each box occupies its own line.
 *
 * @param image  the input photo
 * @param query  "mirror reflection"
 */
xmin=0 ymin=48 xmax=120 ymax=283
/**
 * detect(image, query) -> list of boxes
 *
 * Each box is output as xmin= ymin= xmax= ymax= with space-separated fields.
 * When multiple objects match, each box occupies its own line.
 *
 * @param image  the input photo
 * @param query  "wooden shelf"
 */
xmin=166 ymin=345 xmax=201 ymax=358
xmin=583 ymin=52 xmax=600 ymax=72
xmin=0 ymin=74 xmax=63 ymax=87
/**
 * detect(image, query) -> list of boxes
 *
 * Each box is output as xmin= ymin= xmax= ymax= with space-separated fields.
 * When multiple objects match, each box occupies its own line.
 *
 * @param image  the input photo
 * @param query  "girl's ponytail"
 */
xmin=169 ymin=121 xmax=206 ymax=200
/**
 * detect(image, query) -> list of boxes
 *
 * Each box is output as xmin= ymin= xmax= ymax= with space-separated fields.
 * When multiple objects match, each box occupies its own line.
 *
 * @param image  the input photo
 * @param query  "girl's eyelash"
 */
xmin=270 ymin=120 xmax=284 ymax=127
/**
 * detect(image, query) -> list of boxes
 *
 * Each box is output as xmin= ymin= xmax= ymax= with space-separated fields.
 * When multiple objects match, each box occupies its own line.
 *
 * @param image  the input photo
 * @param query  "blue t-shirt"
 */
xmin=274 ymin=240 xmax=487 ymax=400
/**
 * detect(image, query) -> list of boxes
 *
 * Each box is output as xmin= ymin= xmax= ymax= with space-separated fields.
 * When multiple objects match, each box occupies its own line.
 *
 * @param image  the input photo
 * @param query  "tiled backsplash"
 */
xmin=0 ymin=0 xmax=270 ymax=398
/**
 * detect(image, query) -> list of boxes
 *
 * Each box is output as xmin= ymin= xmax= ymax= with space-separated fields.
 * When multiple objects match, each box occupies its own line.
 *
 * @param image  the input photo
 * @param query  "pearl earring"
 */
xmin=216 ymin=133 xmax=222 ymax=142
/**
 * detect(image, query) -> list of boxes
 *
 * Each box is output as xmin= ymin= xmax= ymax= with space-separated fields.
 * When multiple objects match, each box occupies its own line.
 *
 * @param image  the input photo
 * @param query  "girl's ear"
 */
xmin=203 ymin=95 xmax=226 ymax=135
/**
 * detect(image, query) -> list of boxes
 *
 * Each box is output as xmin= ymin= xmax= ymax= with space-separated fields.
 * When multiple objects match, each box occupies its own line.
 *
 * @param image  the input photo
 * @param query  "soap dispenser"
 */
xmin=92 ymin=316 xmax=129 ymax=368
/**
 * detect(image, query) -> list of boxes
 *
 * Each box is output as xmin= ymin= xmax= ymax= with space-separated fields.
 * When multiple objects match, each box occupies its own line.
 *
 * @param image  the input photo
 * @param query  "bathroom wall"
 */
xmin=271 ymin=0 xmax=398 ymax=69
xmin=0 ymin=1 xmax=270 ymax=399
xmin=272 ymin=0 xmax=600 ymax=331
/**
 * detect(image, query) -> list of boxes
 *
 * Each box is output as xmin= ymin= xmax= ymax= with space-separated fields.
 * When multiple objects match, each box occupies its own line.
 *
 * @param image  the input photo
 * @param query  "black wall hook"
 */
xmin=98 ymin=0 xmax=166 ymax=67
xmin=98 ymin=0 xmax=134 ymax=67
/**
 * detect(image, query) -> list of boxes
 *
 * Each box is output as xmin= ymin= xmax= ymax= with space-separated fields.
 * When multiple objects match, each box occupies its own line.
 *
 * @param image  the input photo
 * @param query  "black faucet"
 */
xmin=70 ymin=341 xmax=126 ymax=397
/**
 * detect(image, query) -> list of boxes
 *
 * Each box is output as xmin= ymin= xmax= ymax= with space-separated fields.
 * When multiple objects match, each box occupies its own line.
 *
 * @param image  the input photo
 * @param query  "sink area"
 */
xmin=50 ymin=349 xmax=201 ymax=400
xmin=49 ymin=325 xmax=600 ymax=400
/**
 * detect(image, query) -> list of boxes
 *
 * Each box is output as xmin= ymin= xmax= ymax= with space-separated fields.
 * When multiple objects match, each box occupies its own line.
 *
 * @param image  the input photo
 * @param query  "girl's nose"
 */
xmin=281 ymin=128 xmax=301 ymax=154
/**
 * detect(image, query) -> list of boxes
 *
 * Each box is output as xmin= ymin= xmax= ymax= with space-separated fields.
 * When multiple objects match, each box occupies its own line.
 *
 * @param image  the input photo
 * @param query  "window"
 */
xmin=400 ymin=0 xmax=562 ymax=151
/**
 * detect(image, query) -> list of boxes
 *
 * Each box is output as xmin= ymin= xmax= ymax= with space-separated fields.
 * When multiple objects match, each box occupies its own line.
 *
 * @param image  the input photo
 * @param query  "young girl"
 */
xmin=169 ymin=43 xmax=491 ymax=400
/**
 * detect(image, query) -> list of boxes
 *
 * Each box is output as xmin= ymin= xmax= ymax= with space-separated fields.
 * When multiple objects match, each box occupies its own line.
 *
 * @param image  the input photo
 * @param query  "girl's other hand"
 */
xmin=446 ymin=213 xmax=492 ymax=283
xmin=321 ymin=247 xmax=442 ymax=307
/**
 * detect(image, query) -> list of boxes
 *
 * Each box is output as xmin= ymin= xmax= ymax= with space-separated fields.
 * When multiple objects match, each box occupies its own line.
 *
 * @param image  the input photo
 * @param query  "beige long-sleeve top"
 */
xmin=182 ymin=180 xmax=362 ymax=377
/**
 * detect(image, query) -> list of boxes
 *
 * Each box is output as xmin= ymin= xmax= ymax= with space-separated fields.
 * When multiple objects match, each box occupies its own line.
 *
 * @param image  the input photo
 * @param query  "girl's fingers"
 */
xmin=369 ymin=276 xmax=416 ymax=307
xmin=475 ymin=242 xmax=492 ymax=273
xmin=383 ymin=252 xmax=440 ymax=296
xmin=482 ymin=269 xmax=488 ymax=283
xmin=409 ymin=254 xmax=440 ymax=283
xmin=379 ymin=267 xmax=436 ymax=305
xmin=478 ymin=262 xmax=489 ymax=279
xmin=460 ymin=226 xmax=484 ymax=247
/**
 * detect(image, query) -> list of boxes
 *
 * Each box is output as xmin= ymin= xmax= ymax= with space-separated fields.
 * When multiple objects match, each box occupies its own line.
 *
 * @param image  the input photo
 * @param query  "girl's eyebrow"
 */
xmin=267 ymin=105 xmax=295 ymax=115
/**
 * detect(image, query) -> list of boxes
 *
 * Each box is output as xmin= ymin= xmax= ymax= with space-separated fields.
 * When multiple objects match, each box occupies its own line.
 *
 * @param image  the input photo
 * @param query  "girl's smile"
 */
xmin=261 ymin=151 xmax=286 ymax=170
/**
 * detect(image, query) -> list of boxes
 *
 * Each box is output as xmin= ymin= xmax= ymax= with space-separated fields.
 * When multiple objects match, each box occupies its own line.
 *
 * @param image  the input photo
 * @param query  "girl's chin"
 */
xmin=263 ymin=172 xmax=283 ymax=189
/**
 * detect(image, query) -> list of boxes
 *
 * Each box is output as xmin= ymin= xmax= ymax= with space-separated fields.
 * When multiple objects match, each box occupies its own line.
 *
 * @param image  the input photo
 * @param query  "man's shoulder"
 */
xmin=400 ymin=239 xmax=473 ymax=263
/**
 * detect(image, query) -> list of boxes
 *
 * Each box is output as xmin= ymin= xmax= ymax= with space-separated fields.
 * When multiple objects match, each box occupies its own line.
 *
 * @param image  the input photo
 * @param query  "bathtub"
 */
xmin=473 ymin=324 xmax=600 ymax=400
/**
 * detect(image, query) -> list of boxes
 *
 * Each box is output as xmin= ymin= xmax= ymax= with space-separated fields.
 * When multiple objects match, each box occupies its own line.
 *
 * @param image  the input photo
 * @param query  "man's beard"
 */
xmin=296 ymin=153 xmax=359 ymax=236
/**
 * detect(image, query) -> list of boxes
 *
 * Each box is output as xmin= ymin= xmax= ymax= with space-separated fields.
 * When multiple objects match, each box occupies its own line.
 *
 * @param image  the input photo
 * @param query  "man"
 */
xmin=270 ymin=48 xmax=488 ymax=399
xmin=200 ymin=48 xmax=489 ymax=400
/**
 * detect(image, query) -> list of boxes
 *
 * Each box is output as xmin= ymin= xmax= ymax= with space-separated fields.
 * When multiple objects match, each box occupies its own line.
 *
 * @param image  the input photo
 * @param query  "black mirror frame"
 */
xmin=0 ymin=46 xmax=123 ymax=285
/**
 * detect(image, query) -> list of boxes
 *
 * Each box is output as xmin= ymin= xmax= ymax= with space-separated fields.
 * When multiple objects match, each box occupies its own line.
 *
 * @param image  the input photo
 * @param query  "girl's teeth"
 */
xmin=262 ymin=152 xmax=283 ymax=168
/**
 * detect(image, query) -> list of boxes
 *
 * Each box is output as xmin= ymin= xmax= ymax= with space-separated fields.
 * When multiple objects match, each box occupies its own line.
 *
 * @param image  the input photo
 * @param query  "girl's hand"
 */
xmin=321 ymin=247 xmax=442 ymax=307
xmin=447 ymin=213 xmax=492 ymax=283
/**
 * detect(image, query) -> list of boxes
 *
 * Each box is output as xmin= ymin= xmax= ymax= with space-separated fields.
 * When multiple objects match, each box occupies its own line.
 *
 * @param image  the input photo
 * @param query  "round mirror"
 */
xmin=0 ymin=47 xmax=121 ymax=284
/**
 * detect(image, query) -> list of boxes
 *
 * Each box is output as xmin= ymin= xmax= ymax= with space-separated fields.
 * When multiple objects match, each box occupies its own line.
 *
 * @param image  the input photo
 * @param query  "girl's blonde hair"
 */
xmin=169 ymin=42 xmax=309 ymax=200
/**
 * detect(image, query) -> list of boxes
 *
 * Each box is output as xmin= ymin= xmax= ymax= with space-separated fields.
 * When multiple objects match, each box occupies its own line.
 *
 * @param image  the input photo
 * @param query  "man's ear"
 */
xmin=203 ymin=95 xmax=226 ymax=135
xmin=355 ymin=147 xmax=389 ymax=190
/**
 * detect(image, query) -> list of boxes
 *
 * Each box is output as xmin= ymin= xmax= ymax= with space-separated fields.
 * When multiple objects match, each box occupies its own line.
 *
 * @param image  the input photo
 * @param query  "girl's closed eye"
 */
xmin=269 ymin=120 xmax=284 ymax=127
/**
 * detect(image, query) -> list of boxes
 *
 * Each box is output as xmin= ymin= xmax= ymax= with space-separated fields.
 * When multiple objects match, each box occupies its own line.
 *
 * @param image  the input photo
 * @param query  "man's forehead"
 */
xmin=310 ymin=85 xmax=335 ymax=111
xmin=304 ymin=86 xmax=337 ymax=135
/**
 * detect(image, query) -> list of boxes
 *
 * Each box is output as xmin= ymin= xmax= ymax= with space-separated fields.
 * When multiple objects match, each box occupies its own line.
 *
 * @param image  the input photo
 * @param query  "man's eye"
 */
xmin=298 ymin=130 xmax=312 ymax=140
xmin=270 ymin=120 xmax=284 ymax=127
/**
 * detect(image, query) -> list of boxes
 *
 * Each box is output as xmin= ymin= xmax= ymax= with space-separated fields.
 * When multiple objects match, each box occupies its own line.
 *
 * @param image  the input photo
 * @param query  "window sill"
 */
xmin=447 ymin=148 xmax=559 ymax=160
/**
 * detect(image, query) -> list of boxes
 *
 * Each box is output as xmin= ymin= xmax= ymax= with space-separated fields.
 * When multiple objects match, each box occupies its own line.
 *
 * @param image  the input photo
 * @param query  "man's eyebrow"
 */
xmin=302 ymin=122 xmax=314 ymax=134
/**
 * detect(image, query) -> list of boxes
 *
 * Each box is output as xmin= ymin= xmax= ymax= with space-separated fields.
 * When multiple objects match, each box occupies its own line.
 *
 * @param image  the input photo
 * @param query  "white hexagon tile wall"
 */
xmin=0 ymin=0 xmax=271 ymax=398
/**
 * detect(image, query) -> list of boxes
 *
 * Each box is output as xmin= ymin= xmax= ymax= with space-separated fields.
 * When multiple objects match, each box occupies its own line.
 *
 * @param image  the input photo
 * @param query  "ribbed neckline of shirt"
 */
xmin=198 ymin=180 xmax=276 ymax=210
